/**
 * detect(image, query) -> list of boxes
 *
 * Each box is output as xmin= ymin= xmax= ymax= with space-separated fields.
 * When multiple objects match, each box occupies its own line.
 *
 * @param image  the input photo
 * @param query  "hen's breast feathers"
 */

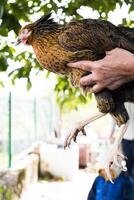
xmin=31 ymin=32 xmax=92 ymax=86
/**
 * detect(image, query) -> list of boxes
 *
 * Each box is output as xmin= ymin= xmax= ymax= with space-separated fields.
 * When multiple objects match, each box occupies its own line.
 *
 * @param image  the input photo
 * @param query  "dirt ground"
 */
xmin=21 ymin=171 xmax=96 ymax=200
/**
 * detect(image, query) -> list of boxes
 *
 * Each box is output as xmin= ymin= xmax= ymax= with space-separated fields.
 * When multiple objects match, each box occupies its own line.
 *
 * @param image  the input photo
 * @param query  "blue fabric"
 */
xmin=87 ymin=172 xmax=134 ymax=200
xmin=96 ymin=176 xmax=123 ymax=200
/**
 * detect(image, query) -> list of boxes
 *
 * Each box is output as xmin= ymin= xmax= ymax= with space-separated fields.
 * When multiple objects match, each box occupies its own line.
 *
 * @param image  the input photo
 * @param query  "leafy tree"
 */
xmin=0 ymin=0 xmax=134 ymax=110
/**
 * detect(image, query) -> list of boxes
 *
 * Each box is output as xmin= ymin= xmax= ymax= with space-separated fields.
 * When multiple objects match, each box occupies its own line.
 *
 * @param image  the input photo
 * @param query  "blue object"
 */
xmin=87 ymin=172 xmax=134 ymax=200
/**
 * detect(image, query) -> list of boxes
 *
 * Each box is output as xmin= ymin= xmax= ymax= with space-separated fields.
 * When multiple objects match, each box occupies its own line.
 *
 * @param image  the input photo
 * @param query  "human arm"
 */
xmin=68 ymin=48 xmax=134 ymax=93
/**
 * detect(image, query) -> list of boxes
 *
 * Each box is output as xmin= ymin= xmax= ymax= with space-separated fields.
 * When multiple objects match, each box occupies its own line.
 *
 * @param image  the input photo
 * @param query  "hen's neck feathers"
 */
xmin=31 ymin=13 xmax=63 ymax=36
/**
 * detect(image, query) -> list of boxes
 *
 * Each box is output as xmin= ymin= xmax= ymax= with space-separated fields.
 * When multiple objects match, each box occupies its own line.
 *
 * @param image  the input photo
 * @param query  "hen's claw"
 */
xmin=73 ymin=129 xmax=79 ymax=142
xmin=64 ymin=126 xmax=86 ymax=149
xmin=64 ymin=112 xmax=106 ymax=149
xmin=82 ymin=128 xmax=86 ymax=136
xmin=105 ymin=150 xmax=127 ymax=183
xmin=105 ymin=165 xmax=114 ymax=184
xmin=117 ymin=152 xmax=127 ymax=160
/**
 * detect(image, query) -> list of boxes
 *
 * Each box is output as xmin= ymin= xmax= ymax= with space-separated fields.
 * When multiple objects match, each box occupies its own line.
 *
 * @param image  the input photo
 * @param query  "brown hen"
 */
xmin=16 ymin=13 xmax=134 ymax=181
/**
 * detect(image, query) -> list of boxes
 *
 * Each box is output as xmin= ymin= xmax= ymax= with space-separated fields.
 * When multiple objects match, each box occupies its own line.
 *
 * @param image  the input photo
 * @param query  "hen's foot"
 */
xmin=105 ymin=122 xmax=129 ymax=183
xmin=64 ymin=123 xmax=86 ymax=148
xmin=64 ymin=112 xmax=105 ymax=149
xmin=105 ymin=149 xmax=127 ymax=183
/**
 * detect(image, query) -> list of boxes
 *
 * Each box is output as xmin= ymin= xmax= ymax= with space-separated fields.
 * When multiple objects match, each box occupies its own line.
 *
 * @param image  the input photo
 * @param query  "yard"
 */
xmin=22 ymin=170 xmax=96 ymax=200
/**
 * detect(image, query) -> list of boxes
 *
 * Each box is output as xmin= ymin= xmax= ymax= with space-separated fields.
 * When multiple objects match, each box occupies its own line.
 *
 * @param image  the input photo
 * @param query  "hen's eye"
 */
xmin=22 ymin=30 xmax=25 ymax=34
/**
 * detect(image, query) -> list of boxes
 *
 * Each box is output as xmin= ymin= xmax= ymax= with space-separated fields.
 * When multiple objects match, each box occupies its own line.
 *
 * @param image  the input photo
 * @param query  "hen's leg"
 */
xmin=64 ymin=111 xmax=105 ymax=148
xmin=64 ymin=90 xmax=115 ymax=148
xmin=95 ymin=90 xmax=115 ymax=113
xmin=105 ymin=102 xmax=129 ymax=182
xmin=106 ymin=121 xmax=129 ymax=182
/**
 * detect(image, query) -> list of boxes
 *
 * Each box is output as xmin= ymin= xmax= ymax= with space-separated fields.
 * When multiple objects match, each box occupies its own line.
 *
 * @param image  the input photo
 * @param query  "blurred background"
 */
xmin=0 ymin=0 xmax=134 ymax=199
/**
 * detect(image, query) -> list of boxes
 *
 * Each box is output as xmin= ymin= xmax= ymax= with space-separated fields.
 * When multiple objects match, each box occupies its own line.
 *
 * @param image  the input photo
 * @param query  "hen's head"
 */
xmin=16 ymin=13 xmax=58 ymax=46
xmin=16 ymin=24 xmax=33 ymax=45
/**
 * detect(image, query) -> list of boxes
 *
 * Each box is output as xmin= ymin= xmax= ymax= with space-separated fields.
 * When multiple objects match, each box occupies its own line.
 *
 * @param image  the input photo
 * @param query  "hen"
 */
xmin=16 ymin=13 xmax=134 ymax=181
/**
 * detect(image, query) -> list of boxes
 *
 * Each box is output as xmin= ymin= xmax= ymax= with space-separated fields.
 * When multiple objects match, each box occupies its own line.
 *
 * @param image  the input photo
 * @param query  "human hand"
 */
xmin=68 ymin=48 xmax=134 ymax=93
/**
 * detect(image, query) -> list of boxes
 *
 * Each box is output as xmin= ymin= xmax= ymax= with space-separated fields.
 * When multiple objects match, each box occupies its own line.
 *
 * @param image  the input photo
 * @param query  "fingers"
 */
xmin=81 ymin=78 xmax=105 ymax=94
xmin=67 ymin=60 xmax=95 ymax=71
xmin=68 ymin=61 xmax=104 ymax=92
xmin=81 ymin=79 xmax=121 ymax=94
xmin=91 ymin=78 xmax=127 ymax=93
xmin=80 ymin=74 xmax=95 ymax=86
xmin=90 ymin=84 xmax=104 ymax=93
xmin=80 ymin=75 xmax=103 ymax=93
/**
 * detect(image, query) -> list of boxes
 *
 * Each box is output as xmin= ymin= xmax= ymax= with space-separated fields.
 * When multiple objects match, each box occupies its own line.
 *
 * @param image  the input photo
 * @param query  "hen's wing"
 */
xmin=59 ymin=19 xmax=134 ymax=54
xmin=118 ymin=26 xmax=134 ymax=42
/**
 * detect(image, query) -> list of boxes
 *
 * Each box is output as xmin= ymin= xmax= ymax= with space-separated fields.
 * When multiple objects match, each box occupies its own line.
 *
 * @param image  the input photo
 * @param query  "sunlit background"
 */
xmin=0 ymin=1 xmax=134 ymax=199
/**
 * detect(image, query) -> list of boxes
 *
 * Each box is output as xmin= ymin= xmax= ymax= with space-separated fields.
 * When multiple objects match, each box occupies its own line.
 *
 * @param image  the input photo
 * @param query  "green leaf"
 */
xmin=0 ymin=5 xmax=4 ymax=19
xmin=0 ymin=55 xmax=8 ymax=71
xmin=27 ymin=78 xmax=32 ymax=90
xmin=45 ymin=71 xmax=51 ymax=78
xmin=0 ymin=80 xmax=4 ymax=87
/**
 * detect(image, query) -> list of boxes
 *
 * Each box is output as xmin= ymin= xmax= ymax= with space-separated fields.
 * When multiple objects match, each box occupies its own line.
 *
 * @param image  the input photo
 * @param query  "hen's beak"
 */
xmin=15 ymin=37 xmax=21 ymax=45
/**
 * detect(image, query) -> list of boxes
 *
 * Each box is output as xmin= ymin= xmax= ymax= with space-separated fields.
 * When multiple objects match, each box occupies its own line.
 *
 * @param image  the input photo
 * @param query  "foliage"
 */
xmin=54 ymin=75 xmax=92 ymax=111
xmin=0 ymin=0 xmax=134 ymax=110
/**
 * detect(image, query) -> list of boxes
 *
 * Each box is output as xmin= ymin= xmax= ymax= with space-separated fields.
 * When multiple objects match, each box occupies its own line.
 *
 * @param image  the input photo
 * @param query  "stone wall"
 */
xmin=0 ymin=144 xmax=40 ymax=200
